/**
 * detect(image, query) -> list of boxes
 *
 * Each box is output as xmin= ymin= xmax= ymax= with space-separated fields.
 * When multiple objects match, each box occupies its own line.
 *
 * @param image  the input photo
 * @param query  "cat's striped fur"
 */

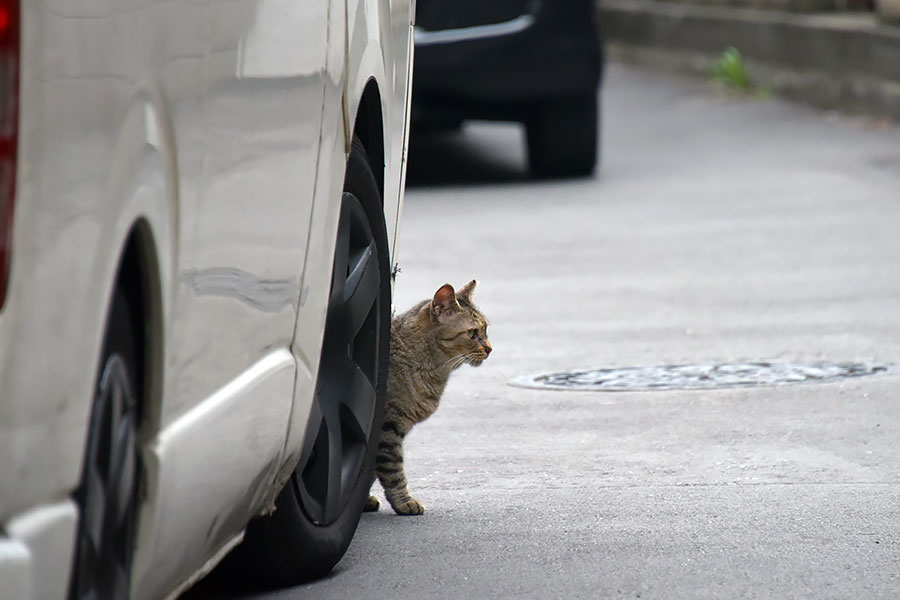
xmin=364 ymin=280 xmax=491 ymax=515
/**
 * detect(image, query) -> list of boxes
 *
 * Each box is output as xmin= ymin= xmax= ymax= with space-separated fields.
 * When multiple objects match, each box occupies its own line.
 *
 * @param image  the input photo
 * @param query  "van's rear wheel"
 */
xmin=69 ymin=289 xmax=140 ymax=600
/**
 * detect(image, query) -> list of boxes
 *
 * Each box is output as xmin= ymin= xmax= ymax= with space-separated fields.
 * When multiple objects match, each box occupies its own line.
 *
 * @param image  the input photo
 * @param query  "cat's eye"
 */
xmin=468 ymin=328 xmax=478 ymax=339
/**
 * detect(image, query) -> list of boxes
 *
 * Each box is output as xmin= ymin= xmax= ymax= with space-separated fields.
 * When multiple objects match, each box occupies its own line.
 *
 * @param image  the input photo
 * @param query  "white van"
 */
xmin=0 ymin=1 xmax=414 ymax=598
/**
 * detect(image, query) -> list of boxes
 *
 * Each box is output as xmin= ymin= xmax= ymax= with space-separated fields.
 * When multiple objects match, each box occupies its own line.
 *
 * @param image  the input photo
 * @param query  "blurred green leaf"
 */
xmin=711 ymin=47 xmax=752 ymax=91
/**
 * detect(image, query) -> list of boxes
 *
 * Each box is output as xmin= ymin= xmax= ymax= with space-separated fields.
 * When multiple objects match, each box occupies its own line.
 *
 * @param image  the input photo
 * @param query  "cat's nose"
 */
xmin=483 ymin=343 xmax=492 ymax=356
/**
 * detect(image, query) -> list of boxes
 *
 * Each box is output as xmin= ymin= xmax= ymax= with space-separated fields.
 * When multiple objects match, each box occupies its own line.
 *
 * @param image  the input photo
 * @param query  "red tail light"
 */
xmin=0 ymin=0 xmax=18 ymax=310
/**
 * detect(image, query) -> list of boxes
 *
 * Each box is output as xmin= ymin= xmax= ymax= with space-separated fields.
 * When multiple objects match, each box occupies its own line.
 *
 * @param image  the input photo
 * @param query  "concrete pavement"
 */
xmin=190 ymin=62 xmax=900 ymax=599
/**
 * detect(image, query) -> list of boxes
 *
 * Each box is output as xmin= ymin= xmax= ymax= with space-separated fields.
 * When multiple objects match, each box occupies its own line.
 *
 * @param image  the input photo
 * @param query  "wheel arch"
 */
xmin=352 ymin=78 xmax=385 ymax=204
xmin=114 ymin=219 xmax=164 ymax=438
xmin=99 ymin=85 xmax=176 ymax=441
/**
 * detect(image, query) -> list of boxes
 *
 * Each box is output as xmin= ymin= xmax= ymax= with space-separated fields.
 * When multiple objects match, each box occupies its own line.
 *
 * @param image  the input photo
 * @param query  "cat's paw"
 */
xmin=391 ymin=498 xmax=426 ymax=516
xmin=363 ymin=495 xmax=380 ymax=512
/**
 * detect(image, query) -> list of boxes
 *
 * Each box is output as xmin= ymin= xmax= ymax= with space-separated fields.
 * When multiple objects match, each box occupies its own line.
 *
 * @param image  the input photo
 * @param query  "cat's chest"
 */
xmin=391 ymin=372 xmax=445 ymax=424
xmin=408 ymin=395 xmax=440 ymax=423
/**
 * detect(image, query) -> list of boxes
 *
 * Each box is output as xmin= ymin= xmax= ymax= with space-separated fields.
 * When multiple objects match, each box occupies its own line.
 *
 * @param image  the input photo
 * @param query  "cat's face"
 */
xmin=430 ymin=280 xmax=492 ymax=368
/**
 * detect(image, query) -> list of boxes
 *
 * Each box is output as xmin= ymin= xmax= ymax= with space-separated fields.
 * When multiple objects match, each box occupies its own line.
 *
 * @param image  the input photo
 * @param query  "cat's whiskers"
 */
xmin=442 ymin=354 xmax=464 ymax=367
xmin=463 ymin=351 xmax=483 ymax=366
xmin=442 ymin=354 xmax=468 ymax=370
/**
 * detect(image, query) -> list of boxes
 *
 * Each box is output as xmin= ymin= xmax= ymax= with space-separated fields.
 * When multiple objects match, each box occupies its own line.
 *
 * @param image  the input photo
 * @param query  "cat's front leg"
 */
xmin=376 ymin=423 xmax=425 ymax=515
xmin=380 ymin=471 xmax=425 ymax=516
xmin=364 ymin=474 xmax=380 ymax=512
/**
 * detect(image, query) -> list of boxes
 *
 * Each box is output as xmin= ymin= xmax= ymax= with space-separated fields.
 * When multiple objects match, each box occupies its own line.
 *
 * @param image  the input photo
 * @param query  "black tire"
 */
xmin=526 ymin=93 xmax=599 ymax=179
xmin=69 ymin=289 xmax=141 ymax=600
xmin=242 ymin=136 xmax=391 ymax=586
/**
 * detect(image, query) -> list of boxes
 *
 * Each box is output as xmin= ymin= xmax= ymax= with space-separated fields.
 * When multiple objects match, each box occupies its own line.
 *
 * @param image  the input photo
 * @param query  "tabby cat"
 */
xmin=365 ymin=280 xmax=492 ymax=515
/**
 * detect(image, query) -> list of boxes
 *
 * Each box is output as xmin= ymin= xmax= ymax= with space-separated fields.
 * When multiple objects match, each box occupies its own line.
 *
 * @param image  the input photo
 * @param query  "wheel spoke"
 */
xmin=76 ymin=536 xmax=99 ymax=598
xmin=111 ymin=423 xmax=136 ymax=532
xmin=343 ymin=240 xmax=379 ymax=338
xmin=337 ymin=356 xmax=376 ymax=442
xmin=331 ymin=197 xmax=352 ymax=303
xmin=102 ymin=361 xmax=137 ymax=534
xmin=298 ymin=399 xmax=323 ymax=468
xmin=82 ymin=462 xmax=107 ymax=553
xmin=107 ymin=373 xmax=123 ymax=441
xmin=296 ymin=414 xmax=328 ymax=523
xmin=316 ymin=354 xmax=376 ymax=443
xmin=322 ymin=404 xmax=344 ymax=523
xmin=108 ymin=553 xmax=130 ymax=599
xmin=300 ymin=490 xmax=325 ymax=525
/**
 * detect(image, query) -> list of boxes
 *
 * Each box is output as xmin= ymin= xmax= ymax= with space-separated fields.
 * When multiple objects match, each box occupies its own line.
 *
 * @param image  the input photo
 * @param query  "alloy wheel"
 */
xmin=295 ymin=191 xmax=382 ymax=526
xmin=71 ymin=355 xmax=139 ymax=600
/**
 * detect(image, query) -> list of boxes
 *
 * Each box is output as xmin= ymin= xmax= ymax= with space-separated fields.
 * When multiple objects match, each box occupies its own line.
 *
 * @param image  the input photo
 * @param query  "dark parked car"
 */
xmin=413 ymin=0 xmax=604 ymax=178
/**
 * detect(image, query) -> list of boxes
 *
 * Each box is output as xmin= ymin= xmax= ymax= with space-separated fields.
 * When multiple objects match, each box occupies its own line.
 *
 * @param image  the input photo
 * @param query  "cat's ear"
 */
xmin=458 ymin=279 xmax=478 ymax=302
xmin=431 ymin=283 xmax=460 ymax=322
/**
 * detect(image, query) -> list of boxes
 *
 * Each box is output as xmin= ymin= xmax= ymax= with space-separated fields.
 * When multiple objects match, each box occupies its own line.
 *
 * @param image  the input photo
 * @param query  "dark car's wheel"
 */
xmin=243 ymin=137 xmax=391 ymax=586
xmin=526 ymin=93 xmax=599 ymax=179
xmin=69 ymin=288 xmax=141 ymax=600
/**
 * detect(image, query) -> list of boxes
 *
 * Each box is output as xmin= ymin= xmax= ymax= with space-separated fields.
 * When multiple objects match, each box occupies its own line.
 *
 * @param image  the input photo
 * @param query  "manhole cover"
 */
xmin=510 ymin=361 xmax=892 ymax=392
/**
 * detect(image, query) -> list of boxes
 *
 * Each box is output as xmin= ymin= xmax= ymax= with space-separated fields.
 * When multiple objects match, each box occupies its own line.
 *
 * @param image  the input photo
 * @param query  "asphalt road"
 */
xmin=188 ymin=63 xmax=900 ymax=599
